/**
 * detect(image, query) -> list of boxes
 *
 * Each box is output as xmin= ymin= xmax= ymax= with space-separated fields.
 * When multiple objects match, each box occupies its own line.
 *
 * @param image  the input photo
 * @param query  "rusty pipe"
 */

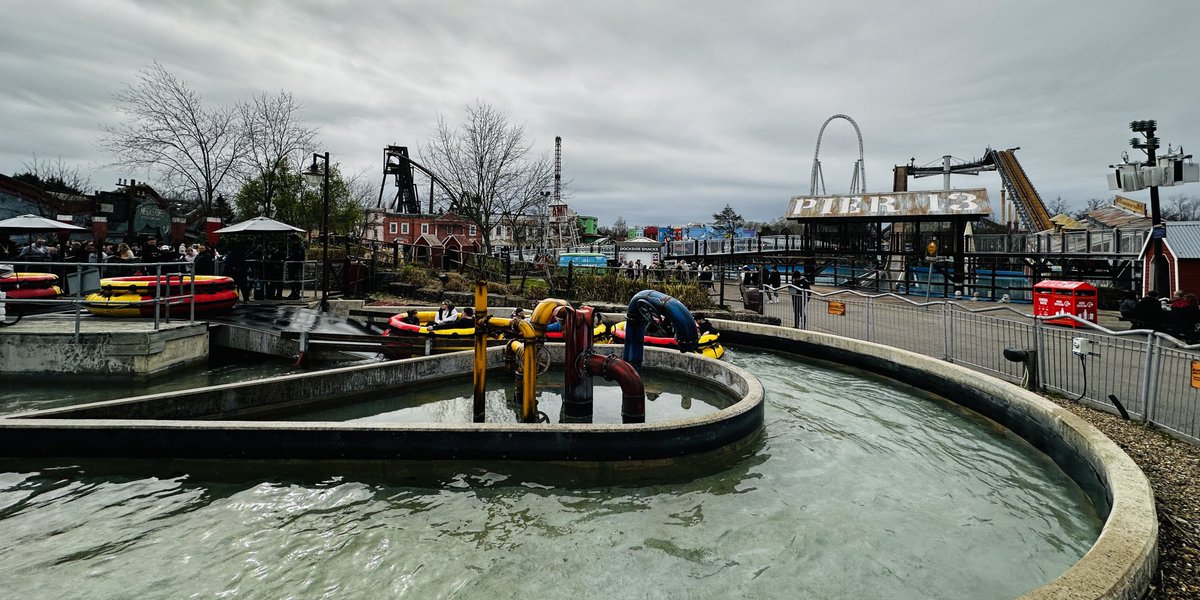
xmin=562 ymin=306 xmax=596 ymax=422
xmin=584 ymin=353 xmax=645 ymax=424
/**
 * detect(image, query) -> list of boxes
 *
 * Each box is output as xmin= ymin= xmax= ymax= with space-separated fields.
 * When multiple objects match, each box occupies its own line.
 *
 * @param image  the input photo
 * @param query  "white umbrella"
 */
xmin=0 ymin=214 xmax=86 ymax=231
xmin=214 ymin=216 xmax=305 ymax=234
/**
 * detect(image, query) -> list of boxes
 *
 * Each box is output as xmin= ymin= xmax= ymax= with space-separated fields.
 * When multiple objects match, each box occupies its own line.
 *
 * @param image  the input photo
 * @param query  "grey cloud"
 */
xmin=3 ymin=0 xmax=1200 ymax=225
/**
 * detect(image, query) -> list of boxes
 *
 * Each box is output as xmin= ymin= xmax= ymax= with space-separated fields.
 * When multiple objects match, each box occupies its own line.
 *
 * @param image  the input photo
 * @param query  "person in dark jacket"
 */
xmin=286 ymin=237 xmax=305 ymax=299
xmin=1131 ymin=290 xmax=1165 ymax=329
xmin=221 ymin=244 xmax=250 ymax=300
xmin=140 ymin=237 xmax=162 ymax=265
xmin=1165 ymin=291 xmax=1200 ymax=341
xmin=193 ymin=244 xmax=215 ymax=276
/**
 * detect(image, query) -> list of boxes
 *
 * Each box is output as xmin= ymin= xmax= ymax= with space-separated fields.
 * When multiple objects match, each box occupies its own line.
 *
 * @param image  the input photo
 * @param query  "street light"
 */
xmin=541 ymin=190 xmax=551 ymax=254
xmin=303 ymin=151 xmax=331 ymax=311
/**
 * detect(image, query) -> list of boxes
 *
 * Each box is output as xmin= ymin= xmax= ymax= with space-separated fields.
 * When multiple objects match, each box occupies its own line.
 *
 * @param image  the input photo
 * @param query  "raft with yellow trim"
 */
xmin=385 ymin=310 xmax=612 ymax=343
xmin=610 ymin=320 xmax=725 ymax=359
xmin=84 ymin=275 xmax=238 ymax=317
xmin=0 ymin=272 xmax=63 ymax=301
xmin=382 ymin=310 xmax=507 ymax=352
xmin=545 ymin=319 xmax=611 ymax=343
xmin=385 ymin=310 xmax=475 ymax=338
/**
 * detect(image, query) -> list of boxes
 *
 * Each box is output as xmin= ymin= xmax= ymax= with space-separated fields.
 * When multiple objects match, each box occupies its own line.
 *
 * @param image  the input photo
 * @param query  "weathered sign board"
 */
xmin=786 ymin=189 xmax=991 ymax=221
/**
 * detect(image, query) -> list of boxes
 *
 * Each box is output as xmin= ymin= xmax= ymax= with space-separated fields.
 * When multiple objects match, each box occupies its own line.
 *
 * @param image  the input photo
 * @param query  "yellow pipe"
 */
xmin=472 ymin=281 xmax=489 ymax=422
xmin=531 ymin=298 xmax=569 ymax=330
xmin=522 ymin=341 xmax=538 ymax=421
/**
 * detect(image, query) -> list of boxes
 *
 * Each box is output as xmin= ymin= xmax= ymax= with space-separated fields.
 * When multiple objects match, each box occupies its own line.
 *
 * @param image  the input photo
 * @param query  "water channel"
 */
xmin=0 ymin=347 xmax=1101 ymax=598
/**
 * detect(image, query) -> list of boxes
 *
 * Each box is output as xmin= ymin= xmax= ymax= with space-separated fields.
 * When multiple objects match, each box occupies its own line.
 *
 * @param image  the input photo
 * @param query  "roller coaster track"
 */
xmin=989 ymin=149 xmax=1053 ymax=232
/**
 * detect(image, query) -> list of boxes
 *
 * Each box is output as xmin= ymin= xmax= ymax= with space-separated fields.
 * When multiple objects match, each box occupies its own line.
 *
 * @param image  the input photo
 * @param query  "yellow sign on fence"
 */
xmin=1191 ymin=360 xmax=1200 ymax=389
xmin=828 ymin=300 xmax=846 ymax=316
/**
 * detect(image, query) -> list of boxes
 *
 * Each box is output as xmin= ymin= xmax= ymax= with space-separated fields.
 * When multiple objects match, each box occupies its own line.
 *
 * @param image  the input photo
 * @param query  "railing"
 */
xmin=1 ymin=259 xmax=201 ymax=341
xmin=758 ymin=285 xmax=1200 ymax=444
xmin=237 ymin=259 xmax=318 ymax=300
xmin=653 ymin=230 xmax=1154 ymax=259
xmin=967 ymin=229 xmax=1148 ymax=256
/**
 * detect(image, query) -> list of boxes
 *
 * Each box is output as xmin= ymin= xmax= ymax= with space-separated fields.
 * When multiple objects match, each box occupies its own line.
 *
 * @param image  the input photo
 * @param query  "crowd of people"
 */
xmin=0 ymin=233 xmax=309 ymax=302
xmin=1123 ymin=289 xmax=1200 ymax=340
xmin=0 ymin=234 xmax=222 ymax=276
xmin=614 ymin=259 xmax=716 ymax=287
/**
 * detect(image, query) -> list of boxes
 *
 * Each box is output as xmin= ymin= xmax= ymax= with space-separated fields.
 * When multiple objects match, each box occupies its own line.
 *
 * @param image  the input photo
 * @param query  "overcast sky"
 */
xmin=3 ymin=0 xmax=1198 ymax=227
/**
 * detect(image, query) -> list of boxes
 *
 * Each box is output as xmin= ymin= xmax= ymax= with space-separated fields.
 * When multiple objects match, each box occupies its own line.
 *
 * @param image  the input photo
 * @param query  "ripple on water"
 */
xmin=0 ymin=348 xmax=1101 ymax=599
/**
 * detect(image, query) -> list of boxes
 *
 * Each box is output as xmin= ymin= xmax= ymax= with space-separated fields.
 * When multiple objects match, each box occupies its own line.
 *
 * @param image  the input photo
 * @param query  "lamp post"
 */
xmin=303 ymin=151 xmax=331 ymax=311
xmin=541 ymin=190 xmax=551 ymax=255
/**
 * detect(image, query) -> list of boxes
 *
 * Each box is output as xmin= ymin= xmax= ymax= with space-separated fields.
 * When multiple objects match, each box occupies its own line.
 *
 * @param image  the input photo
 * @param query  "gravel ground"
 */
xmin=1045 ymin=396 xmax=1200 ymax=599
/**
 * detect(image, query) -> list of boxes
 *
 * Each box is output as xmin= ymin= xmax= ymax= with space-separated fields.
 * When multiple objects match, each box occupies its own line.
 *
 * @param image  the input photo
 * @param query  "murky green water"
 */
xmin=264 ymin=369 xmax=733 ymax=424
xmin=0 ymin=348 xmax=1101 ymax=599
xmin=0 ymin=353 xmax=326 ymax=415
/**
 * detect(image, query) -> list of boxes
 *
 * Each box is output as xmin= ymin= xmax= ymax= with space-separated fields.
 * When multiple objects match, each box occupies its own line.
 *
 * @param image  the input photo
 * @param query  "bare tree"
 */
xmin=610 ymin=216 xmax=628 ymax=240
xmin=420 ymin=101 xmax=554 ymax=252
xmin=99 ymin=62 xmax=244 ymax=216
xmin=238 ymin=91 xmax=317 ymax=215
xmin=1165 ymin=194 xmax=1200 ymax=221
xmin=13 ymin=153 xmax=93 ymax=195
xmin=1045 ymin=196 xmax=1069 ymax=216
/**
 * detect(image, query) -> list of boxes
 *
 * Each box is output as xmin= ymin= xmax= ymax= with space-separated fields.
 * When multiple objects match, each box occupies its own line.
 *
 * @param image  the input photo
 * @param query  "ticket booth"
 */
xmin=1033 ymin=280 xmax=1098 ymax=327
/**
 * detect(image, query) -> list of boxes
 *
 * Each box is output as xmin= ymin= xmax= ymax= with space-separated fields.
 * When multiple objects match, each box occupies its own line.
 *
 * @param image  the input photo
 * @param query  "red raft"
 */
xmin=0 ymin=272 xmax=63 ymax=301
xmin=85 ymin=275 xmax=238 ymax=317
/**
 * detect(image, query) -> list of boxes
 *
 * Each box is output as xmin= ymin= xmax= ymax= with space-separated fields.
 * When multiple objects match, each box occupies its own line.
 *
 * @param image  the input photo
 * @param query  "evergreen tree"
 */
xmin=712 ymin=204 xmax=744 ymax=238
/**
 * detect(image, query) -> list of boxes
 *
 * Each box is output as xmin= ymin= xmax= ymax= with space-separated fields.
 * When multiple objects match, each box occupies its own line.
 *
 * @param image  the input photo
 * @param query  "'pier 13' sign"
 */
xmin=786 ymin=189 xmax=991 ymax=220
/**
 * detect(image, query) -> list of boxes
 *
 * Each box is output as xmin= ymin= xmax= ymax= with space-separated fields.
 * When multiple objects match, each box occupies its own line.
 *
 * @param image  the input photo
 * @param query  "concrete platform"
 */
xmin=0 ymin=316 xmax=208 ymax=377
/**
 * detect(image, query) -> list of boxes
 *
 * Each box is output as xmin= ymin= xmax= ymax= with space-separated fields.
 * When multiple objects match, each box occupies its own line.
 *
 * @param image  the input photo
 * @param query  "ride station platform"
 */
xmin=0 ymin=315 xmax=208 ymax=378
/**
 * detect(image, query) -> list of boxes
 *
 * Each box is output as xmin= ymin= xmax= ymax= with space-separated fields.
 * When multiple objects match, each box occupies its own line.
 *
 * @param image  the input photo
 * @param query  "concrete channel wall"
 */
xmin=1 ymin=345 xmax=764 ymax=463
xmin=0 ymin=322 xmax=208 ymax=377
xmin=717 ymin=319 xmax=1157 ymax=600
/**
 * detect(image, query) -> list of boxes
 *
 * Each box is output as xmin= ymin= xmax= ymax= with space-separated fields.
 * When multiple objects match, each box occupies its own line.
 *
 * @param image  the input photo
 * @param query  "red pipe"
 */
xmin=561 ymin=306 xmax=597 ymax=421
xmin=584 ymin=353 xmax=645 ymax=424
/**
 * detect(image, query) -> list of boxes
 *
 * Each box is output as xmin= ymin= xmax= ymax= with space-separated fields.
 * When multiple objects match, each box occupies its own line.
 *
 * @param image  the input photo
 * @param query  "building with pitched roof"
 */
xmin=1140 ymin=221 xmax=1200 ymax=295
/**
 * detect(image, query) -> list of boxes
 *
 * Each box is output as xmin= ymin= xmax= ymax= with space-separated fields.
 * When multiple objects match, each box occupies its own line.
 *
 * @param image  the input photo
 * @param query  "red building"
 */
xmin=380 ymin=212 xmax=480 ymax=245
xmin=380 ymin=212 xmax=482 ymax=267
xmin=1140 ymin=221 xmax=1200 ymax=295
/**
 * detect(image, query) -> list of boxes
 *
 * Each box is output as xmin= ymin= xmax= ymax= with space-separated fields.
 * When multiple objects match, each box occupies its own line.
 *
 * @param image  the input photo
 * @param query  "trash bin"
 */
xmin=1033 ymin=280 xmax=1098 ymax=327
xmin=744 ymin=287 xmax=763 ymax=313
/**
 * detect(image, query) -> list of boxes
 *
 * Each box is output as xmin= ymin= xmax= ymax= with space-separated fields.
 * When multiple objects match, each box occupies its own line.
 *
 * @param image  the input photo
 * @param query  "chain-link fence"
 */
xmin=762 ymin=286 xmax=1200 ymax=444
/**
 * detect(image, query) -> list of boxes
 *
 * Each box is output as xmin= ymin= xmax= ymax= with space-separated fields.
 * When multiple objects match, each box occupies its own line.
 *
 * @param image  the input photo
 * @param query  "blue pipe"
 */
xmin=622 ymin=289 xmax=700 ymax=372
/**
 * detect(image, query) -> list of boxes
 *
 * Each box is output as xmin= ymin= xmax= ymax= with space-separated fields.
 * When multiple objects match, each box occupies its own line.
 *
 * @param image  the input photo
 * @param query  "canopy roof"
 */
xmin=214 ymin=216 xmax=304 ymax=234
xmin=0 ymin=213 xmax=86 ymax=232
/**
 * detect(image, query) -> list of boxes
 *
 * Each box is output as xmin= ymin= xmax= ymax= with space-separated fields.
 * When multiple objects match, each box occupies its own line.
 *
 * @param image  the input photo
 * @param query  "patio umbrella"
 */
xmin=0 ymin=214 xmax=86 ymax=232
xmin=214 ymin=216 xmax=304 ymax=234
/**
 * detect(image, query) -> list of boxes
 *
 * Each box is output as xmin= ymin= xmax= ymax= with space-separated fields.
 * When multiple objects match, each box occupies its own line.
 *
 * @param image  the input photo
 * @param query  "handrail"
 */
xmin=765 ymin=283 xmax=1200 ymax=350
xmin=1 ymin=259 xmax=201 ymax=339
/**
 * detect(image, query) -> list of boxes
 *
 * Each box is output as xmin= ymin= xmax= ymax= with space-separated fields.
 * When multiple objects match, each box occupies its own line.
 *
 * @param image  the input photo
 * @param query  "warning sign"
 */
xmin=1192 ymin=360 xmax=1200 ymax=389
xmin=828 ymin=301 xmax=846 ymax=316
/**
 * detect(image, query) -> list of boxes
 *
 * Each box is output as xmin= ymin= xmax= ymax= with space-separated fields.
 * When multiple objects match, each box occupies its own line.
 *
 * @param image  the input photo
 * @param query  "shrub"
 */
xmin=523 ymin=279 xmax=550 ymax=300
xmin=444 ymin=272 xmax=472 ymax=292
xmin=395 ymin=264 xmax=436 ymax=287
xmin=564 ymin=273 xmax=713 ymax=310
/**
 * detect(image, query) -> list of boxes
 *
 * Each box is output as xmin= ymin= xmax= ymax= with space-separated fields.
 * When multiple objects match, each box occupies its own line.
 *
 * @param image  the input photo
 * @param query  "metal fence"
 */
xmin=762 ymin=286 xmax=1200 ymax=444
xmin=1 ymin=259 xmax=204 ymax=340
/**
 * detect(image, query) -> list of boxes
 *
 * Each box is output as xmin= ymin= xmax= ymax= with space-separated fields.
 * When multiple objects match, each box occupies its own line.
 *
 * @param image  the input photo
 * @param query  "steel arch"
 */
xmin=809 ymin=114 xmax=866 ymax=195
